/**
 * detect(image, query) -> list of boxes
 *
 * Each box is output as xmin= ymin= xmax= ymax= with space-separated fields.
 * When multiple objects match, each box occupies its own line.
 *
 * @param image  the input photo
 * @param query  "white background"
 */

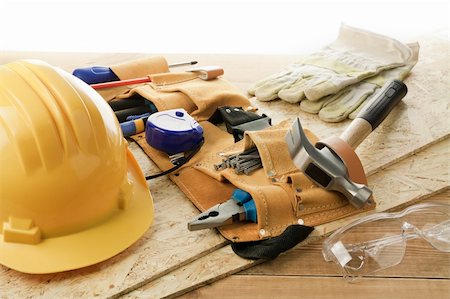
xmin=0 ymin=0 xmax=448 ymax=54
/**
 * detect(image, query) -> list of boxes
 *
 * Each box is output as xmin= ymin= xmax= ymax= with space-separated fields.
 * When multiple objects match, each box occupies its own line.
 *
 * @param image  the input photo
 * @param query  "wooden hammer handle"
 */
xmin=339 ymin=80 xmax=408 ymax=149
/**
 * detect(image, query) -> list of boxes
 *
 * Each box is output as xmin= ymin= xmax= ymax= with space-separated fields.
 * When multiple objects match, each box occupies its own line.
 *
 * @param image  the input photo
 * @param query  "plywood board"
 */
xmin=126 ymin=137 xmax=450 ymax=299
xmin=242 ymin=33 xmax=450 ymax=177
xmin=0 ymin=32 xmax=448 ymax=299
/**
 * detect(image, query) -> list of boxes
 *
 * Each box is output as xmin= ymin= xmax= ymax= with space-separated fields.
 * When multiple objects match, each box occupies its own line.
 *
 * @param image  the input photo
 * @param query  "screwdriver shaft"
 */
xmin=169 ymin=61 xmax=198 ymax=68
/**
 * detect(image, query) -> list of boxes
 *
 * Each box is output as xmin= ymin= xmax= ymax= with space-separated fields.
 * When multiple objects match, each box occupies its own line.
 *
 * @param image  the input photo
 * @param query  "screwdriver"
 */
xmin=89 ymin=64 xmax=224 ymax=90
xmin=73 ymin=60 xmax=198 ymax=85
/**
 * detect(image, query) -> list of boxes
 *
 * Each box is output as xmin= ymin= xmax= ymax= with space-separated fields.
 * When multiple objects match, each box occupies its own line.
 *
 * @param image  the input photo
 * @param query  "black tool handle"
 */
xmin=357 ymin=79 xmax=407 ymax=130
xmin=339 ymin=79 xmax=407 ymax=149
xmin=109 ymin=97 xmax=145 ymax=111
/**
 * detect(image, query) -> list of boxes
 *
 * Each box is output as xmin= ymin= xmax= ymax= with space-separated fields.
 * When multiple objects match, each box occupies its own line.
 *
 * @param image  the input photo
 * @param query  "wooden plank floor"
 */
xmin=182 ymin=276 xmax=449 ymax=299
xmin=180 ymin=191 xmax=450 ymax=299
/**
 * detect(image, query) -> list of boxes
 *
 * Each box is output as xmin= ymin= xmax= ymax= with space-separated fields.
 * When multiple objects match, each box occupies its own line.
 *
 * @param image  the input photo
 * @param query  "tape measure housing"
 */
xmin=145 ymin=109 xmax=204 ymax=155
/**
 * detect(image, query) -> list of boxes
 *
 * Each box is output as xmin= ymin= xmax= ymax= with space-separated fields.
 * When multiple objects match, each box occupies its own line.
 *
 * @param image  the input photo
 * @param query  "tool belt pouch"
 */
xmin=96 ymin=56 xmax=170 ymax=102
xmin=97 ymin=56 xmax=251 ymax=121
xmin=120 ymin=72 xmax=250 ymax=121
xmin=135 ymin=119 xmax=375 ymax=243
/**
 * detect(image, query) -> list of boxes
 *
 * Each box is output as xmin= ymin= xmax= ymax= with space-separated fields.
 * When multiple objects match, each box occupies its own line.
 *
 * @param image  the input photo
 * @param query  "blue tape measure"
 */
xmin=145 ymin=109 xmax=204 ymax=155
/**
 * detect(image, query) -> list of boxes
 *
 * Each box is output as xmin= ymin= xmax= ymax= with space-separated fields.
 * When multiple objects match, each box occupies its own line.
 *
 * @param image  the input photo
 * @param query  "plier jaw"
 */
xmin=187 ymin=189 xmax=257 ymax=231
xmin=187 ymin=200 xmax=245 ymax=231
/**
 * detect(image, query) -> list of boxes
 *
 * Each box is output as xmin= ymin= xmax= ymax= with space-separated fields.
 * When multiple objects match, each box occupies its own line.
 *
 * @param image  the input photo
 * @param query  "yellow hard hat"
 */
xmin=0 ymin=60 xmax=154 ymax=274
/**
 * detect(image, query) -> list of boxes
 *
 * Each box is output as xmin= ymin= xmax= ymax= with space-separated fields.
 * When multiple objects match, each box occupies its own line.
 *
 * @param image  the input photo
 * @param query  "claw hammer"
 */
xmin=286 ymin=80 xmax=407 ymax=208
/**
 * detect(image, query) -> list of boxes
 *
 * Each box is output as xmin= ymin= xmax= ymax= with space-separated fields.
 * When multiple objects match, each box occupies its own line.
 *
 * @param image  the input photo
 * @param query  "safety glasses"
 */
xmin=322 ymin=202 xmax=450 ymax=282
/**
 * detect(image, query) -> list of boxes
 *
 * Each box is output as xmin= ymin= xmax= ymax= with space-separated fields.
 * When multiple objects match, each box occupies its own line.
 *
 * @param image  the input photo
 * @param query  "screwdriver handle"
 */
xmin=339 ymin=80 xmax=407 ymax=149
xmin=120 ymin=117 xmax=148 ymax=137
xmin=73 ymin=66 xmax=119 ymax=84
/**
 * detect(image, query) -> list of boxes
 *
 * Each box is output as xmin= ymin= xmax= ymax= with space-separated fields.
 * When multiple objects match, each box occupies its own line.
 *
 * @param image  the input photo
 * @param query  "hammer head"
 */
xmin=286 ymin=118 xmax=372 ymax=209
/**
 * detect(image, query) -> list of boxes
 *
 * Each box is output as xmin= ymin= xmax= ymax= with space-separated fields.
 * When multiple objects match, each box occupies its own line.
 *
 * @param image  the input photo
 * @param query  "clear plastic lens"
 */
xmin=402 ymin=207 xmax=450 ymax=252
xmin=335 ymin=218 xmax=407 ymax=280
xmin=419 ymin=219 xmax=450 ymax=252
xmin=323 ymin=202 xmax=450 ymax=281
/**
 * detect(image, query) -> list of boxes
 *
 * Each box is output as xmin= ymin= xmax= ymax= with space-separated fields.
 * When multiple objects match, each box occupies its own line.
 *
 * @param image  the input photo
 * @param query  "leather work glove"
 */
xmin=300 ymin=42 xmax=420 ymax=122
xmin=248 ymin=24 xmax=412 ymax=103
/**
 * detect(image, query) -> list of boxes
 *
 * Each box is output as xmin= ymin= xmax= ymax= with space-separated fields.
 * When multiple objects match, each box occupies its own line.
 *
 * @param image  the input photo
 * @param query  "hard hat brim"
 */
xmin=0 ymin=149 xmax=154 ymax=274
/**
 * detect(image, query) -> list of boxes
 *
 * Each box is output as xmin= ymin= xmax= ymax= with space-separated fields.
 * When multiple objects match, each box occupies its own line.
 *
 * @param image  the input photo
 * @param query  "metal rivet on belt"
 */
xmin=297 ymin=219 xmax=304 ymax=225
xmin=259 ymin=229 xmax=266 ymax=236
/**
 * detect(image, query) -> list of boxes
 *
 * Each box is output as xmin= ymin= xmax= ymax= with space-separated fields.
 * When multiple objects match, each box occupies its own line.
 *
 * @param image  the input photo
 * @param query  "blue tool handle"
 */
xmin=232 ymin=189 xmax=257 ymax=223
xmin=243 ymin=200 xmax=257 ymax=223
xmin=120 ymin=120 xmax=137 ymax=137
xmin=120 ymin=118 xmax=147 ymax=137
xmin=115 ymin=106 xmax=153 ymax=123
xmin=126 ymin=113 xmax=152 ymax=121
xmin=232 ymin=189 xmax=252 ymax=204
xmin=72 ymin=66 xmax=120 ymax=84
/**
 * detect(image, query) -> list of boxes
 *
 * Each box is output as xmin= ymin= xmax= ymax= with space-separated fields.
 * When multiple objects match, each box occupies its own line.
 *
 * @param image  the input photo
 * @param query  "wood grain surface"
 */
xmin=181 ymin=276 xmax=449 ymax=299
xmin=0 ymin=30 xmax=448 ymax=299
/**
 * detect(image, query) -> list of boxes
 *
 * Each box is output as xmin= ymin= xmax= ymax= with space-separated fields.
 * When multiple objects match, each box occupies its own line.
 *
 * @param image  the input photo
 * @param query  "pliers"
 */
xmin=187 ymin=189 xmax=257 ymax=231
